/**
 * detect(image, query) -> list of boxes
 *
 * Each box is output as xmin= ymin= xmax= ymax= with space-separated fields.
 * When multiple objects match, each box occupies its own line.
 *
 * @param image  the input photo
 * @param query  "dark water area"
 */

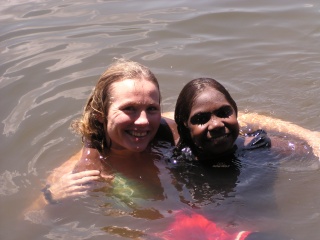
xmin=1 ymin=0 xmax=320 ymax=239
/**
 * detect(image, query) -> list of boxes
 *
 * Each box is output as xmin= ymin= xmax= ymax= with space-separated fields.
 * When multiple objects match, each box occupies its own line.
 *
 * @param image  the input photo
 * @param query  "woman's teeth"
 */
xmin=128 ymin=131 xmax=147 ymax=137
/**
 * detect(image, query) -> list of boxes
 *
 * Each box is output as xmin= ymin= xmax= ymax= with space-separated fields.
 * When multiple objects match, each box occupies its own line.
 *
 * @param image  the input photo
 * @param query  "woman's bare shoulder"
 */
xmin=72 ymin=147 xmax=104 ymax=173
xmin=47 ymin=150 xmax=82 ymax=183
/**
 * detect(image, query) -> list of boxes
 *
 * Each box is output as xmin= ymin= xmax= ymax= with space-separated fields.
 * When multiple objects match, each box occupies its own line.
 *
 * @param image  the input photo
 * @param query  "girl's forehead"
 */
xmin=193 ymin=88 xmax=228 ymax=106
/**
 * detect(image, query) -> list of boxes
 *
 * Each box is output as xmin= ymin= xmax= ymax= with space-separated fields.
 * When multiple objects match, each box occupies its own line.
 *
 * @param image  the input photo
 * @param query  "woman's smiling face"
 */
xmin=105 ymin=78 xmax=161 ymax=152
xmin=186 ymin=87 xmax=239 ymax=156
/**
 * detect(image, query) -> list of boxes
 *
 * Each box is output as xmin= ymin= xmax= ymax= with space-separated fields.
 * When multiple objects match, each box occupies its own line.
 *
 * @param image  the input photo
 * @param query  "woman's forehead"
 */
xmin=110 ymin=78 xmax=158 ymax=93
xmin=108 ymin=78 xmax=160 ymax=105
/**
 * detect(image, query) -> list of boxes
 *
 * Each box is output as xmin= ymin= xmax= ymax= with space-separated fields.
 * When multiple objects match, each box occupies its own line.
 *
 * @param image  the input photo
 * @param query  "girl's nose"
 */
xmin=207 ymin=116 xmax=224 ymax=130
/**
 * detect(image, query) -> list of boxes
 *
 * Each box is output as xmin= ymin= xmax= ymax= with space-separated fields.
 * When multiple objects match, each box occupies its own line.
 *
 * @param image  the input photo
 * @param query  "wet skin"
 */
xmin=186 ymin=88 xmax=239 ymax=156
xmin=102 ymin=78 xmax=161 ymax=153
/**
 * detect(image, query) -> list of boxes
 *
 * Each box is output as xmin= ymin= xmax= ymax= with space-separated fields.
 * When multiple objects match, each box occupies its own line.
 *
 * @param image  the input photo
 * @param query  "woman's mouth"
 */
xmin=127 ymin=130 xmax=148 ymax=137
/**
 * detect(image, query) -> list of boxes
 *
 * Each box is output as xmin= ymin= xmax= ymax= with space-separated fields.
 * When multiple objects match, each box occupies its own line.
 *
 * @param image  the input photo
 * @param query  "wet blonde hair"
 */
xmin=71 ymin=59 xmax=160 ymax=152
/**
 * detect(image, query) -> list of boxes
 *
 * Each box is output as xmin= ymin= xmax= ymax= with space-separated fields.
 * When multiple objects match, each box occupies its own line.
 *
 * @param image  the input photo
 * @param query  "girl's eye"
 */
xmin=190 ymin=112 xmax=211 ymax=125
xmin=216 ymin=106 xmax=233 ymax=118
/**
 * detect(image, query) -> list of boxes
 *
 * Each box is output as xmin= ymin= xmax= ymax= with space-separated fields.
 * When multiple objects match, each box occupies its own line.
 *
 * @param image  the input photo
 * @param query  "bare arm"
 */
xmin=238 ymin=112 xmax=320 ymax=158
xmin=25 ymin=149 xmax=101 ymax=213
xmin=163 ymin=111 xmax=320 ymax=158
xmin=162 ymin=111 xmax=174 ymax=120
xmin=162 ymin=112 xmax=179 ymax=145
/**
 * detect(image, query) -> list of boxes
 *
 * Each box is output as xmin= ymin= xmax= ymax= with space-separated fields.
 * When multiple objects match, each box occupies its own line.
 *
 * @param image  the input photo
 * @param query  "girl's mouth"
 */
xmin=208 ymin=133 xmax=230 ymax=143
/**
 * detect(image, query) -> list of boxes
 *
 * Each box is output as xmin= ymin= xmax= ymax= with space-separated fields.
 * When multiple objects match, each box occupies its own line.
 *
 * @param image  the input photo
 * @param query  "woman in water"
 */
xmin=28 ymin=59 xmax=179 ymax=208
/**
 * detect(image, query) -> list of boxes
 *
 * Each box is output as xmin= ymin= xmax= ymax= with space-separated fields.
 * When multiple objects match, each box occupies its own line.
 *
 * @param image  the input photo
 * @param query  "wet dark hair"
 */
xmin=71 ymin=59 xmax=160 ymax=153
xmin=174 ymin=78 xmax=237 ymax=157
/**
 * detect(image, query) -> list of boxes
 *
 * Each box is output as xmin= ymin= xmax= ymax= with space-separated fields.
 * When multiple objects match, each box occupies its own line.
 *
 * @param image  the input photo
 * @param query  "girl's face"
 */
xmin=105 ymin=78 xmax=161 ymax=152
xmin=186 ymin=88 xmax=239 ymax=156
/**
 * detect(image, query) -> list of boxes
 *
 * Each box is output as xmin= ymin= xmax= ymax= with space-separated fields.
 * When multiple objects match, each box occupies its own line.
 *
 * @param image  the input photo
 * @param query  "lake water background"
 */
xmin=1 ymin=0 xmax=320 ymax=239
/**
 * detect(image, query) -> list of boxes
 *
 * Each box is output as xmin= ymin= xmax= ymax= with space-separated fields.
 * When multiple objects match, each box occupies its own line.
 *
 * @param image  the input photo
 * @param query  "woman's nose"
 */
xmin=135 ymin=111 xmax=149 ymax=125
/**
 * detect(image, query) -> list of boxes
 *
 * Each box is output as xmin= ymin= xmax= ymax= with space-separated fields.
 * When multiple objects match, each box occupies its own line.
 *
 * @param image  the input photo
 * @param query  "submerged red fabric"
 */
xmin=159 ymin=211 xmax=250 ymax=240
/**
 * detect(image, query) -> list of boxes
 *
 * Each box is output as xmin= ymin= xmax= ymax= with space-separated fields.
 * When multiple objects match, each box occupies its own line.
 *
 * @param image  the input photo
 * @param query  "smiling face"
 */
xmin=105 ymin=78 xmax=161 ymax=152
xmin=186 ymin=87 xmax=239 ymax=156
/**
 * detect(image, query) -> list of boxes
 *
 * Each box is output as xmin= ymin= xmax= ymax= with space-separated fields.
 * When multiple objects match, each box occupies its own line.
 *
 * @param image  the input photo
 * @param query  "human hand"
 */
xmin=45 ymin=170 xmax=102 ymax=203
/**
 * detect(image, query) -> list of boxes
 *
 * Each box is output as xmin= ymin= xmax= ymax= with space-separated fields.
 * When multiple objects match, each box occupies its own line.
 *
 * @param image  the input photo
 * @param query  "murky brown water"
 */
xmin=1 ymin=0 xmax=320 ymax=239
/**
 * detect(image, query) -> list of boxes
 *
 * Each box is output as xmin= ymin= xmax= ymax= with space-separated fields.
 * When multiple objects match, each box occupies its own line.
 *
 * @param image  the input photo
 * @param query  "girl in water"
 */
xmin=173 ymin=77 xmax=318 ymax=162
xmin=159 ymin=77 xmax=319 ymax=239
xmin=168 ymin=77 xmax=318 ymax=208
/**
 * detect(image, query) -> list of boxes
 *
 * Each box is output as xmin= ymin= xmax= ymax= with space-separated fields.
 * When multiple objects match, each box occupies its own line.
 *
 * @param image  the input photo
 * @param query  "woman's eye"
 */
xmin=147 ymin=106 xmax=159 ymax=112
xmin=123 ymin=106 xmax=135 ymax=112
